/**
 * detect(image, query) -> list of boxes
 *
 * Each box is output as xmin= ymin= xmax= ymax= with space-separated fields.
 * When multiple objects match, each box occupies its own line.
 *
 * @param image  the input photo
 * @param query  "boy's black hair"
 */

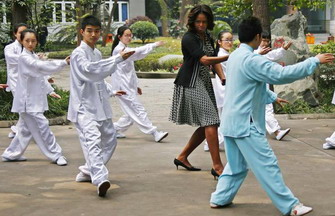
xmin=13 ymin=23 xmax=28 ymax=34
xmin=261 ymin=30 xmax=271 ymax=40
xmin=111 ymin=26 xmax=131 ymax=55
xmin=238 ymin=16 xmax=262 ymax=43
xmin=81 ymin=15 xmax=101 ymax=30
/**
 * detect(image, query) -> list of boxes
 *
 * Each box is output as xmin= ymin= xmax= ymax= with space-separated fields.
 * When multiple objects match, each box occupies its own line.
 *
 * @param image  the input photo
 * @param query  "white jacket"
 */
xmin=12 ymin=48 xmax=67 ymax=113
xmin=67 ymin=41 xmax=123 ymax=122
xmin=111 ymin=42 xmax=157 ymax=95
xmin=4 ymin=40 xmax=22 ymax=92
xmin=213 ymin=48 xmax=229 ymax=108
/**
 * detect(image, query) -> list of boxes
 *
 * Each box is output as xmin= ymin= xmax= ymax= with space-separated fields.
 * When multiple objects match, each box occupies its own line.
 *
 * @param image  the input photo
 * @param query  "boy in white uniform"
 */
xmin=255 ymin=31 xmax=292 ymax=141
xmin=323 ymin=90 xmax=335 ymax=149
xmin=68 ymin=15 xmax=134 ymax=197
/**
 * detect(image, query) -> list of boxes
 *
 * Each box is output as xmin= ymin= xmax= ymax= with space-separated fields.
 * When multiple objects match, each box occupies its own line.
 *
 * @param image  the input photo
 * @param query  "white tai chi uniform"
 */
xmin=2 ymin=48 xmax=67 ymax=162
xmin=111 ymin=42 xmax=159 ymax=135
xmin=255 ymin=47 xmax=286 ymax=134
xmin=4 ymin=40 xmax=21 ymax=93
xmin=212 ymin=48 xmax=229 ymax=146
xmin=324 ymin=90 xmax=335 ymax=145
xmin=4 ymin=40 xmax=53 ymax=136
xmin=69 ymin=41 xmax=123 ymax=186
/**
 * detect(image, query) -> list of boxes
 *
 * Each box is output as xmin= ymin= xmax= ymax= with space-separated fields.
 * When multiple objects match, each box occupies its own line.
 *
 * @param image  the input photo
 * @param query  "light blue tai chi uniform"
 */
xmin=210 ymin=43 xmax=320 ymax=215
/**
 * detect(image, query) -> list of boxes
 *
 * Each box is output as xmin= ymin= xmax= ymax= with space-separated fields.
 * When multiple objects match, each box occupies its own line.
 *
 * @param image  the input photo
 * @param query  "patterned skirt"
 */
xmin=169 ymin=66 xmax=220 ymax=127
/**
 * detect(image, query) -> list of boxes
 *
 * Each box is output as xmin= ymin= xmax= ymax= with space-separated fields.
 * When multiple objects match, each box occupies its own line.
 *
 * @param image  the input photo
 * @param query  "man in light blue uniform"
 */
xmin=210 ymin=17 xmax=334 ymax=216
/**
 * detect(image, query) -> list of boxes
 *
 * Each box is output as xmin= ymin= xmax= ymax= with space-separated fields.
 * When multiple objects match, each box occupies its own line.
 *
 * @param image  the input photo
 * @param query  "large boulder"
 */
xmin=270 ymin=12 xmax=319 ymax=106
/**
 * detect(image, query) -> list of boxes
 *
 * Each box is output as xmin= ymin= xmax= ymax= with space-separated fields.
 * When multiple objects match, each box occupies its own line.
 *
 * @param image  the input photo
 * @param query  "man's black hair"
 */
xmin=81 ymin=15 xmax=101 ymax=30
xmin=238 ymin=16 xmax=262 ymax=43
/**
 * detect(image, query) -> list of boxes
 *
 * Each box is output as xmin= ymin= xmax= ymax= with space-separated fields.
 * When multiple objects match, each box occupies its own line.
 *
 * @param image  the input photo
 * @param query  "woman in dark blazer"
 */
xmin=170 ymin=4 xmax=228 ymax=178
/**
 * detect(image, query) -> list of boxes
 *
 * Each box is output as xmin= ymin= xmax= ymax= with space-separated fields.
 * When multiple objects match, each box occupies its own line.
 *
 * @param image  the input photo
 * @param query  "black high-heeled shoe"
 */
xmin=174 ymin=158 xmax=201 ymax=171
xmin=211 ymin=168 xmax=220 ymax=180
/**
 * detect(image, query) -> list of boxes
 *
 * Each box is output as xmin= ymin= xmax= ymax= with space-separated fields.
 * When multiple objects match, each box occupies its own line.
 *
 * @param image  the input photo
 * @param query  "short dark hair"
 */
xmin=20 ymin=29 xmax=38 ymax=42
xmin=238 ymin=16 xmax=262 ymax=43
xmin=13 ymin=23 xmax=28 ymax=34
xmin=261 ymin=30 xmax=271 ymax=40
xmin=187 ymin=4 xmax=214 ymax=32
xmin=81 ymin=15 xmax=101 ymax=30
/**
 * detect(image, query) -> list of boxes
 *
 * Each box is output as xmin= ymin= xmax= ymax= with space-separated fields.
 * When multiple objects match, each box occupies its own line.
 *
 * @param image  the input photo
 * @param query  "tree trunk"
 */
xmin=158 ymin=0 xmax=169 ymax=36
xmin=75 ymin=0 xmax=83 ymax=46
xmin=12 ymin=2 xmax=28 ymax=25
xmin=252 ymin=0 xmax=270 ymax=34
xmin=179 ymin=0 xmax=192 ymax=27
xmin=102 ymin=0 xmax=118 ymax=47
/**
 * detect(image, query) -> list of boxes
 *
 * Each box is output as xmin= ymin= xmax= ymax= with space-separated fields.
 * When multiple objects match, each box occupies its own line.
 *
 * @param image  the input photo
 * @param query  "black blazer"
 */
xmin=174 ymin=31 xmax=216 ymax=87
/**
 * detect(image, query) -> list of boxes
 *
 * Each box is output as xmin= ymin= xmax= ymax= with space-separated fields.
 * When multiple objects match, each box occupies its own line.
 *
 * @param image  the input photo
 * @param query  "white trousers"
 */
xmin=265 ymin=103 xmax=281 ymax=134
xmin=75 ymin=113 xmax=117 ymax=186
xmin=326 ymin=131 xmax=335 ymax=144
xmin=2 ymin=112 xmax=62 ymax=162
xmin=114 ymin=94 xmax=157 ymax=134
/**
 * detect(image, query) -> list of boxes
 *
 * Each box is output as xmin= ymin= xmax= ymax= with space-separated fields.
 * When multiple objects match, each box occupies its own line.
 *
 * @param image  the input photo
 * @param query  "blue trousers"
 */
xmin=210 ymin=123 xmax=299 ymax=215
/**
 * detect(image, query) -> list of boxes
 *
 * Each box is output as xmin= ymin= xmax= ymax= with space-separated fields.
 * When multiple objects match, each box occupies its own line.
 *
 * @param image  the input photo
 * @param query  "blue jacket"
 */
xmin=221 ymin=43 xmax=320 ymax=138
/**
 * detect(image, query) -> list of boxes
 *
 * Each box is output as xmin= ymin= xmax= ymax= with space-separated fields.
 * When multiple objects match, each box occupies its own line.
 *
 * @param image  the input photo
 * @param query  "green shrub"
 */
xmin=131 ymin=21 xmax=159 ymax=44
xmin=161 ymin=58 xmax=183 ymax=72
xmin=134 ymin=53 xmax=165 ymax=71
xmin=48 ymin=50 xmax=73 ymax=59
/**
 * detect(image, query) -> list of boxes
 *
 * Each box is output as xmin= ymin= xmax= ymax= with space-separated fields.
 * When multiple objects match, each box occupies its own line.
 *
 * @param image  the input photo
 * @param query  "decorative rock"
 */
xmin=271 ymin=12 xmax=319 ymax=106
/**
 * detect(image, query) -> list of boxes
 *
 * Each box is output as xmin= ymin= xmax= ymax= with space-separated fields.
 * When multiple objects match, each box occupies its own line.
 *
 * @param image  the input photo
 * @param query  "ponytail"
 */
xmin=111 ymin=26 xmax=131 ymax=55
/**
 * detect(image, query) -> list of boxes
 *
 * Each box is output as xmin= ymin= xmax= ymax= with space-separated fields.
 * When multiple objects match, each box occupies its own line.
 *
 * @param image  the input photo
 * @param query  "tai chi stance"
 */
xmin=2 ymin=29 xmax=69 ymax=166
xmin=68 ymin=15 xmax=134 ymax=197
xmin=323 ymin=90 xmax=335 ymax=149
xmin=210 ymin=17 xmax=334 ymax=216
xmin=204 ymin=30 xmax=233 ymax=152
xmin=256 ymin=31 xmax=292 ymax=140
xmin=4 ymin=23 xmax=28 ymax=138
xmin=110 ymin=26 xmax=168 ymax=142
xmin=170 ymin=5 xmax=228 ymax=178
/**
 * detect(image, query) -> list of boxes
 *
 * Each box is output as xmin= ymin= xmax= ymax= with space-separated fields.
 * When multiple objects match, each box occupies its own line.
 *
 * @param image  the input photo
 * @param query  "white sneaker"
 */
xmin=56 ymin=156 xmax=67 ymax=166
xmin=204 ymin=142 xmax=224 ymax=152
xmin=8 ymin=132 xmax=15 ymax=139
xmin=325 ymin=137 xmax=335 ymax=145
xmin=11 ymin=125 xmax=18 ymax=133
xmin=204 ymin=143 xmax=209 ymax=152
xmin=276 ymin=128 xmax=291 ymax=141
xmin=2 ymin=156 xmax=27 ymax=162
xmin=116 ymin=132 xmax=126 ymax=139
xmin=323 ymin=142 xmax=335 ymax=150
xmin=153 ymin=131 xmax=168 ymax=142
xmin=97 ymin=180 xmax=111 ymax=197
xmin=290 ymin=203 xmax=312 ymax=216
xmin=75 ymin=172 xmax=91 ymax=182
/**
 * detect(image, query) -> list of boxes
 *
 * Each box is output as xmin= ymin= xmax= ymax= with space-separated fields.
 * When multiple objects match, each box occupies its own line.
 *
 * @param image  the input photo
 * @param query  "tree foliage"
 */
xmin=131 ymin=21 xmax=159 ymax=44
xmin=215 ymin=0 xmax=329 ymax=21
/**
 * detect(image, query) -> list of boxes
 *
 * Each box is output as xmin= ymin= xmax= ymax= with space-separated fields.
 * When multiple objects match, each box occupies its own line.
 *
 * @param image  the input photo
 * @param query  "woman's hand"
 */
xmin=316 ymin=53 xmax=334 ymax=64
xmin=275 ymin=97 xmax=289 ymax=108
xmin=65 ymin=56 xmax=71 ymax=65
xmin=49 ymin=92 xmax=61 ymax=99
xmin=155 ymin=41 xmax=165 ymax=47
xmin=115 ymin=90 xmax=127 ymax=96
xmin=137 ymin=87 xmax=142 ymax=95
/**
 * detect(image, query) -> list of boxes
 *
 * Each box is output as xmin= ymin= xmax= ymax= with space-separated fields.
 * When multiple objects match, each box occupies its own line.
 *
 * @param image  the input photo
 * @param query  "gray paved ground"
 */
xmin=0 ymin=70 xmax=335 ymax=216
